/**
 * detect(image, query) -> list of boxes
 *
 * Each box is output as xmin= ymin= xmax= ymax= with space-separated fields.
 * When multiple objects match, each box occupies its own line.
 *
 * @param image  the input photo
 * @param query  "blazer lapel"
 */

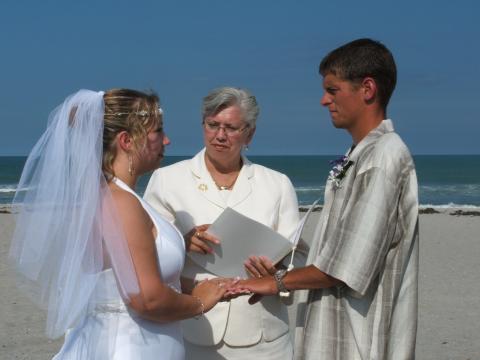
xmin=227 ymin=156 xmax=253 ymax=208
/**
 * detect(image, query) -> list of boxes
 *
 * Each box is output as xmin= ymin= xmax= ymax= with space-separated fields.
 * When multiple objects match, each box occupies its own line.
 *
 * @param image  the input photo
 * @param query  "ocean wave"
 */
xmin=294 ymin=186 xmax=325 ymax=192
xmin=419 ymin=203 xmax=480 ymax=210
xmin=420 ymin=184 xmax=480 ymax=193
xmin=1 ymin=182 xmax=479 ymax=206
xmin=0 ymin=185 xmax=17 ymax=193
xmin=296 ymin=184 xmax=480 ymax=195
xmin=298 ymin=202 xmax=480 ymax=209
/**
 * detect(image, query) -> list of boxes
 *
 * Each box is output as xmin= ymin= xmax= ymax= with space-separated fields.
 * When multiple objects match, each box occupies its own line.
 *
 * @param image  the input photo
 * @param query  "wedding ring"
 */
xmin=195 ymin=232 xmax=201 ymax=238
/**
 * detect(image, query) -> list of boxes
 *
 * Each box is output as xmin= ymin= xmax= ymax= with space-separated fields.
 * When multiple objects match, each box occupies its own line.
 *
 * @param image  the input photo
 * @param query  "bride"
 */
xmin=9 ymin=89 xmax=232 ymax=359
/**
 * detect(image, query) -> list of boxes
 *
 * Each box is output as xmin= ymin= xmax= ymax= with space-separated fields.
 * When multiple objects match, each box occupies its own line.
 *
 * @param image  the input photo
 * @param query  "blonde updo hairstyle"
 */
xmin=102 ymin=89 xmax=161 ymax=180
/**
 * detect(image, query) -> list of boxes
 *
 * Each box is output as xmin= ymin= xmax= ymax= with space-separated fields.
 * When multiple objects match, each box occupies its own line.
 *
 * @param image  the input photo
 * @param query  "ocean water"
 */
xmin=1 ymin=155 xmax=479 ymax=207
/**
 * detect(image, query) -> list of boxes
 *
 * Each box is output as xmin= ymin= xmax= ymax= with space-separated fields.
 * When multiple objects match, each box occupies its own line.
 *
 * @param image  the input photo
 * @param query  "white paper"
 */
xmin=188 ymin=207 xmax=293 ymax=278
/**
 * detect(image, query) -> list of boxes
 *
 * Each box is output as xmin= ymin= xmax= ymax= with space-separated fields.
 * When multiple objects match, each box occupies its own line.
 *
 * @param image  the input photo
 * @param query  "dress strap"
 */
xmin=112 ymin=178 xmax=139 ymax=198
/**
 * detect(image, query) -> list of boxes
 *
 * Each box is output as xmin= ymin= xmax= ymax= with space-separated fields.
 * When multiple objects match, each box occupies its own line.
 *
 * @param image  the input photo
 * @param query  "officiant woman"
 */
xmin=144 ymin=86 xmax=300 ymax=359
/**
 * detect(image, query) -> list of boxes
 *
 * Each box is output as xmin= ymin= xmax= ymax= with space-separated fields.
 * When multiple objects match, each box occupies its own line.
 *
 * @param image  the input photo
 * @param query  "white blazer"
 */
xmin=144 ymin=149 xmax=300 ymax=347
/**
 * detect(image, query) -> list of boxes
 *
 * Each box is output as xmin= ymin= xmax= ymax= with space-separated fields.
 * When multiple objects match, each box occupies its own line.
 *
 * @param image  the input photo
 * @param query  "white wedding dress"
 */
xmin=53 ymin=179 xmax=186 ymax=359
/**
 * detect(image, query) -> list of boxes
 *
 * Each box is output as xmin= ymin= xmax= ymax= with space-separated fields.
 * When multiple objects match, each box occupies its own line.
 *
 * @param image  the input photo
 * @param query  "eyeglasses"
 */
xmin=203 ymin=121 xmax=249 ymax=136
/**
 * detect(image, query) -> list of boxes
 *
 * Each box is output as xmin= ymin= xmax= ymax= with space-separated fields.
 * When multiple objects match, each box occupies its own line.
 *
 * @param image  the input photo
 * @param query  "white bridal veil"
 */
xmin=9 ymin=90 xmax=139 ymax=338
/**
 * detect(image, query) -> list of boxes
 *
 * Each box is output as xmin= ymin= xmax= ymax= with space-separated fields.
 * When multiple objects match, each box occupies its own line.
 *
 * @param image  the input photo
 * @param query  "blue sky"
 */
xmin=1 ymin=0 xmax=478 ymax=155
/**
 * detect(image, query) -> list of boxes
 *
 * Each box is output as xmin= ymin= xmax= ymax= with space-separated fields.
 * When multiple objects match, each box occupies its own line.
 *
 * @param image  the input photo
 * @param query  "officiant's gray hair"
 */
xmin=202 ymin=87 xmax=259 ymax=128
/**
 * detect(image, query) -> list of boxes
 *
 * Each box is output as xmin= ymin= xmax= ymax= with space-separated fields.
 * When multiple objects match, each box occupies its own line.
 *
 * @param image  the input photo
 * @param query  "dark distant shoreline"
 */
xmin=2 ymin=203 xmax=479 ymax=216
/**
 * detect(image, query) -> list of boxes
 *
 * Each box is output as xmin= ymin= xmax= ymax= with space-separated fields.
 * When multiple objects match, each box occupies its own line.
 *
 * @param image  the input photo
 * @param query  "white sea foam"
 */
xmin=0 ymin=185 xmax=17 ymax=193
xmin=298 ymin=203 xmax=480 ymax=210
xmin=420 ymin=203 xmax=480 ymax=210
xmin=295 ymin=186 xmax=325 ymax=192
xmin=420 ymin=184 xmax=480 ymax=192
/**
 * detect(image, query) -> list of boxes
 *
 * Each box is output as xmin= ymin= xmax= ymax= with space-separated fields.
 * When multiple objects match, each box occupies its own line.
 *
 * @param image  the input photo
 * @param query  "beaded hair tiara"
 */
xmin=108 ymin=108 xmax=163 ymax=117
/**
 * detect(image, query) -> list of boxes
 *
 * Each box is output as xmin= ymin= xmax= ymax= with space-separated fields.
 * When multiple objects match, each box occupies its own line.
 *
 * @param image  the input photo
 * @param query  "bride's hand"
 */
xmin=191 ymin=278 xmax=236 ymax=312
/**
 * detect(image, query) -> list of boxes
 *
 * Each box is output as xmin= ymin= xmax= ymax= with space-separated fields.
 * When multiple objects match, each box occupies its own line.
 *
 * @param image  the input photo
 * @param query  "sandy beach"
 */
xmin=1 ymin=205 xmax=479 ymax=359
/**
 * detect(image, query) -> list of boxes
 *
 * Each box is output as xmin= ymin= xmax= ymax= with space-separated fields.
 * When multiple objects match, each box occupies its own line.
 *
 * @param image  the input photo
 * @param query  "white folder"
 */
xmin=188 ymin=207 xmax=293 ymax=278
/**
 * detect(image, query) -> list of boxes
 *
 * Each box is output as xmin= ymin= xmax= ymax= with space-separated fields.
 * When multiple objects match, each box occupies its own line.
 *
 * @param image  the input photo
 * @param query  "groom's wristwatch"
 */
xmin=274 ymin=269 xmax=290 ymax=297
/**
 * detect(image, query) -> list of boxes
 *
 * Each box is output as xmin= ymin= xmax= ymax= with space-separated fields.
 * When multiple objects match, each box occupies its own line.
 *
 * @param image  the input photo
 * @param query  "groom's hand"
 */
xmin=228 ymin=277 xmax=278 ymax=305
xmin=243 ymin=256 xmax=277 ymax=304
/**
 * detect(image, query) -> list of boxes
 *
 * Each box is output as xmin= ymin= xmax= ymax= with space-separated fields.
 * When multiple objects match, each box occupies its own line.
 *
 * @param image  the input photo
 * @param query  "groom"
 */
xmin=237 ymin=38 xmax=419 ymax=359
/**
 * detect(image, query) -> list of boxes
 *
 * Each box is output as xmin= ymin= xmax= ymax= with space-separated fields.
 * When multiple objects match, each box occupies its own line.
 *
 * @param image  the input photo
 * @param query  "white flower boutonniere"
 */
xmin=328 ymin=155 xmax=354 ymax=189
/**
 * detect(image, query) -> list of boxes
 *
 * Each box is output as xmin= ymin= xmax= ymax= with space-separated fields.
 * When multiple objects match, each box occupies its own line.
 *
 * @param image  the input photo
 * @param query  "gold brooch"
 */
xmin=198 ymin=183 xmax=208 ymax=192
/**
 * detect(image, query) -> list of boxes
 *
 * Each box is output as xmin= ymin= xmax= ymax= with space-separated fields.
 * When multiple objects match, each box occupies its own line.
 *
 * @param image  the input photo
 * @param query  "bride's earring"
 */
xmin=128 ymin=155 xmax=134 ymax=176
xmin=243 ymin=144 xmax=249 ymax=151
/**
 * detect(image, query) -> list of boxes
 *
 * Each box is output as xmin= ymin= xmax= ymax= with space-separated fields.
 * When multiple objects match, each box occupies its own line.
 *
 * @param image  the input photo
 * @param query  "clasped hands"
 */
xmin=186 ymin=226 xmax=281 ymax=304
xmin=195 ymin=255 xmax=279 ymax=304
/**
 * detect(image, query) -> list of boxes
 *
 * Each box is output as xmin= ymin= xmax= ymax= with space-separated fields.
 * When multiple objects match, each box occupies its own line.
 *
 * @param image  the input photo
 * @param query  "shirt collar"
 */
xmin=347 ymin=119 xmax=394 ymax=159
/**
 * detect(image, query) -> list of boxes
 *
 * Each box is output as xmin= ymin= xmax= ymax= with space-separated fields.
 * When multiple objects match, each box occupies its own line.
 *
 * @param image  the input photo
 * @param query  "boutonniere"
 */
xmin=328 ymin=155 xmax=354 ymax=189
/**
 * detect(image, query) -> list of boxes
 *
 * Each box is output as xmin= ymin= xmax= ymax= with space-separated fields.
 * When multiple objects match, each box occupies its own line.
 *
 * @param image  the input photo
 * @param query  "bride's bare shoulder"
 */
xmin=109 ymin=184 xmax=151 ymax=230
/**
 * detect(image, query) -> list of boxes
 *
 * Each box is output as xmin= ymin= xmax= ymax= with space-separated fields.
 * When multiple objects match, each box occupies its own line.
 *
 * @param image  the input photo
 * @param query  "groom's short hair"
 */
xmin=319 ymin=38 xmax=397 ymax=110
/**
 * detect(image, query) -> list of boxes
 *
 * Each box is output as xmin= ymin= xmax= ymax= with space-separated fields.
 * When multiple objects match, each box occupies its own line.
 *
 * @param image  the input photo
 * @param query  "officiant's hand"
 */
xmin=185 ymin=225 xmax=220 ymax=254
xmin=244 ymin=255 xmax=277 ymax=278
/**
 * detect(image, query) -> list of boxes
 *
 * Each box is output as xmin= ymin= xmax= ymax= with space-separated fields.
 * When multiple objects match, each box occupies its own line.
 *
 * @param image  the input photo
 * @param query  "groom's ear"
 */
xmin=117 ymin=131 xmax=134 ymax=152
xmin=361 ymin=77 xmax=377 ymax=103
